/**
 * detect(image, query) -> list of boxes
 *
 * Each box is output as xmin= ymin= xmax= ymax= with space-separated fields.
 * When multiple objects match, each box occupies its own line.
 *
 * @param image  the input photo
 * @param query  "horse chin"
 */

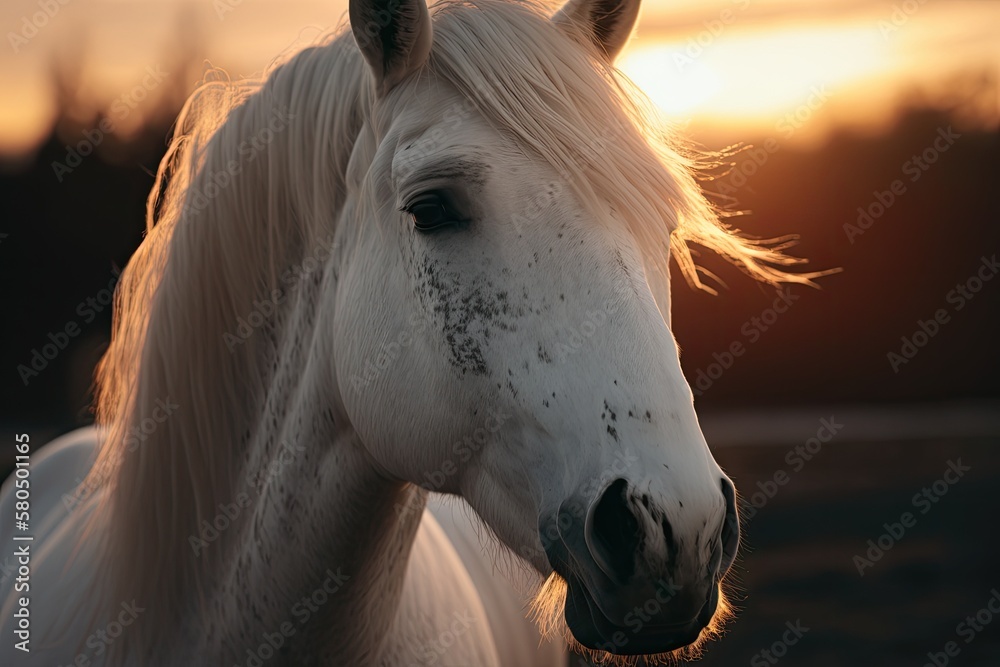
xmin=563 ymin=575 xmax=717 ymax=656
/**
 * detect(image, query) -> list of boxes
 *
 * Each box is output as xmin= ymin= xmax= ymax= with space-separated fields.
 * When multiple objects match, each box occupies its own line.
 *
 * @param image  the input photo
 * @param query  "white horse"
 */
xmin=1 ymin=0 xmax=824 ymax=664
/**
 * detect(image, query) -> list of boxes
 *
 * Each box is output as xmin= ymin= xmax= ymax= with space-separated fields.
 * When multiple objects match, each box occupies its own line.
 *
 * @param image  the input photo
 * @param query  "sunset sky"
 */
xmin=0 ymin=0 xmax=997 ymax=154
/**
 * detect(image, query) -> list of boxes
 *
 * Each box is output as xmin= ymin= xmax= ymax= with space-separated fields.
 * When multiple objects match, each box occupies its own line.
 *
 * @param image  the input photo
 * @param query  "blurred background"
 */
xmin=0 ymin=0 xmax=997 ymax=665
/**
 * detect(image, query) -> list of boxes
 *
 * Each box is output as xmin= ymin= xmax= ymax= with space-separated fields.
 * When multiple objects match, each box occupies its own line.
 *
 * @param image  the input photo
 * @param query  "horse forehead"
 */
xmin=390 ymin=133 xmax=495 ymax=183
xmin=390 ymin=103 xmax=494 ymax=157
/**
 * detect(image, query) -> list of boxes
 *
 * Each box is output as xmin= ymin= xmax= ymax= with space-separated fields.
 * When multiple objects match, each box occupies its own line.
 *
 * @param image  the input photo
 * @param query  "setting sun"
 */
xmin=619 ymin=24 xmax=890 ymax=126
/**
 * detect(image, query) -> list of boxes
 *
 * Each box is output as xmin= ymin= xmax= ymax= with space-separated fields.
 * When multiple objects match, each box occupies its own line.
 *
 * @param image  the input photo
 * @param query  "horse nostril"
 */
xmin=588 ymin=478 xmax=642 ymax=583
xmin=719 ymin=477 xmax=740 ymax=575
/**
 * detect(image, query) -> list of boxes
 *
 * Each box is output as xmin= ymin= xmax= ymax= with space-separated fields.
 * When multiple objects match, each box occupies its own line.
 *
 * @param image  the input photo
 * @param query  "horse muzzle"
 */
xmin=539 ymin=476 xmax=738 ymax=655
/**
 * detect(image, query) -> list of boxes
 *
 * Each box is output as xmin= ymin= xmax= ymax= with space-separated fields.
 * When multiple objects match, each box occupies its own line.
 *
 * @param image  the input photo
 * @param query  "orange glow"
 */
xmin=614 ymin=2 xmax=999 ymax=144
xmin=619 ymin=24 xmax=890 ymax=128
xmin=0 ymin=0 xmax=997 ymax=156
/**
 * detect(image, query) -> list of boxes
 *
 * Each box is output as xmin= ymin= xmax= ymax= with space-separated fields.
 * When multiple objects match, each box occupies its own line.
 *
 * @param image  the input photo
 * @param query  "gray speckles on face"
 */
xmin=601 ymin=399 xmax=621 ymax=443
xmin=536 ymin=343 xmax=551 ymax=363
xmin=414 ymin=255 xmax=523 ymax=377
xmin=626 ymin=409 xmax=654 ymax=424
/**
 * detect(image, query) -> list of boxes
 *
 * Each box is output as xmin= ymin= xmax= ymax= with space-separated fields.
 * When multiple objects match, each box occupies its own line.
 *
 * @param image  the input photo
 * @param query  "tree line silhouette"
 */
xmin=1 ymin=52 xmax=997 ymax=440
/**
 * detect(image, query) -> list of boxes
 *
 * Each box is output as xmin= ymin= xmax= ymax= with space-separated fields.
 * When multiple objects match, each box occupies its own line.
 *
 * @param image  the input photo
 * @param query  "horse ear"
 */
xmin=350 ymin=0 xmax=433 ymax=94
xmin=552 ymin=0 xmax=641 ymax=61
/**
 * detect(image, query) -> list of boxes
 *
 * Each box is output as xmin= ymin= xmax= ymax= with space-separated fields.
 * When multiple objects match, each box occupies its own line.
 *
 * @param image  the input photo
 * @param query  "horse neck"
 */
xmin=200 ymin=272 xmax=428 ymax=665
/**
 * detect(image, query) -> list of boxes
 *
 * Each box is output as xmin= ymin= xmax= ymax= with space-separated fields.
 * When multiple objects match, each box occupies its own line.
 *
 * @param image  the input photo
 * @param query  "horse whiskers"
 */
xmin=529 ymin=572 xmax=736 ymax=666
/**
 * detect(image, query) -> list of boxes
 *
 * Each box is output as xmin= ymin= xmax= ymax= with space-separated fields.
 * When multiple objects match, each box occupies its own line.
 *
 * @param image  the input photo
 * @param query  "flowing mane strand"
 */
xmin=86 ymin=31 xmax=370 ymax=656
xmin=85 ymin=0 xmax=819 ymax=658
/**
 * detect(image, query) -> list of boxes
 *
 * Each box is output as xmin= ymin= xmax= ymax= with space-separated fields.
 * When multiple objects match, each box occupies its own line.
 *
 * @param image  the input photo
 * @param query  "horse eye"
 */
xmin=404 ymin=192 xmax=464 ymax=232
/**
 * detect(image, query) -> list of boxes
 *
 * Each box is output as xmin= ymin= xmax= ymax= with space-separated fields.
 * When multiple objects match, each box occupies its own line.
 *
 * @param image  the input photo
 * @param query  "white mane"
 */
xmin=85 ymin=0 xmax=820 ymax=657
